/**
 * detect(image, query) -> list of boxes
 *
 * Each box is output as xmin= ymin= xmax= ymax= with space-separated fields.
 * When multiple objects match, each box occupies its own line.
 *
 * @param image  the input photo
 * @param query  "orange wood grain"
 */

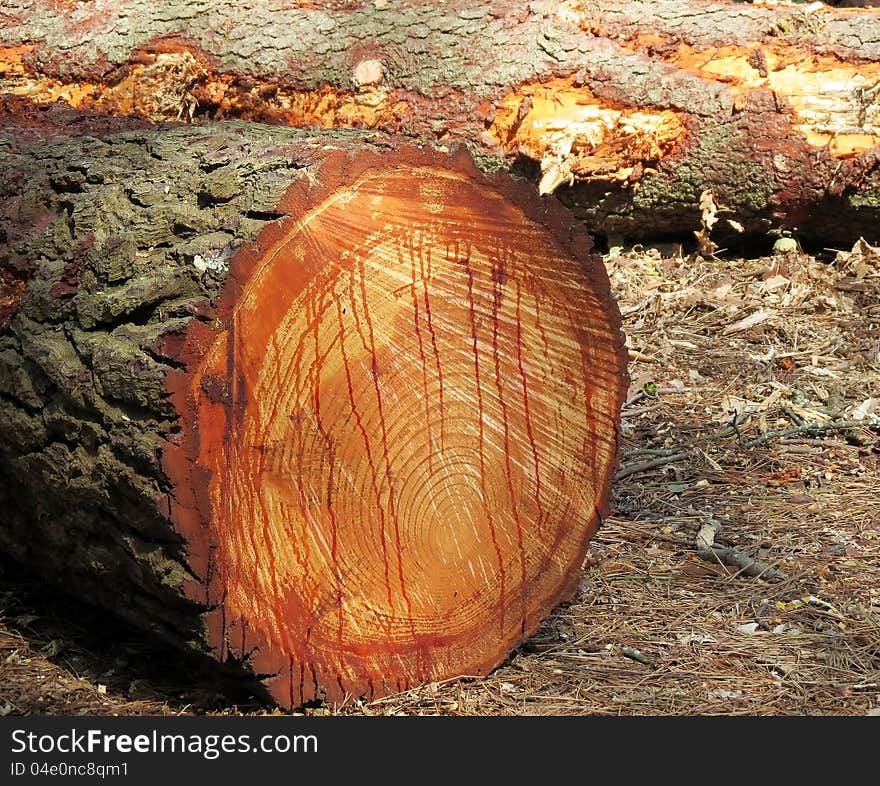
xmin=164 ymin=146 xmax=627 ymax=705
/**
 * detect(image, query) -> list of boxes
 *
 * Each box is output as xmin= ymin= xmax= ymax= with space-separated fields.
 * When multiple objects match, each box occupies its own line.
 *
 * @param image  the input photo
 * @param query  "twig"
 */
xmin=615 ymin=452 xmax=688 ymax=480
xmin=623 ymin=412 xmax=750 ymax=458
xmin=622 ymin=402 xmax=664 ymax=417
xmin=624 ymin=526 xmax=693 ymax=548
xmin=740 ymin=417 xmax=880 ymax=448
xmin=690 ymin=517 xmax=785 ymax=580
xmin=621 ymin=416 xmax=879 ymax=475
xmin=696 ymin=546 xmax=786 ymax=581
xmin=781 ymin=405 xmax=804 ymax=426
xmin=621 ymin=646 xmax=656 ymax=668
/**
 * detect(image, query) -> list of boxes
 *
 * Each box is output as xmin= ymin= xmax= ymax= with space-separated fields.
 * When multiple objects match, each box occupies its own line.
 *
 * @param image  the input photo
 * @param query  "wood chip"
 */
xmin=722 ymin=308 xmax=773 ymax=335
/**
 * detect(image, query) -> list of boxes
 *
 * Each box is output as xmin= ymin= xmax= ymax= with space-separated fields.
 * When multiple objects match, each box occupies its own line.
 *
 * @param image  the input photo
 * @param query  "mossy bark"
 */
xmin=0 ymin=118 xmax=381 ymax=653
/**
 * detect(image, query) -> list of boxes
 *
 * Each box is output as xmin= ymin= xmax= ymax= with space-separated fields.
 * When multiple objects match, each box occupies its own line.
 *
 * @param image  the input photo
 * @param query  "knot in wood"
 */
xmin=353 ymin=59 xmax=385 ymax=89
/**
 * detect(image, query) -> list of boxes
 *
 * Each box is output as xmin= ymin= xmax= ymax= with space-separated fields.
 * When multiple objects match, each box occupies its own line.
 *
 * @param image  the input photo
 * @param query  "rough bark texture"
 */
xmin=0 ymin=113 xmax=627 ymax=706
xmin=2 ymin=0 xmax=880 ymax=244
xmin=0 ymin=115 xmax=330 ymax=654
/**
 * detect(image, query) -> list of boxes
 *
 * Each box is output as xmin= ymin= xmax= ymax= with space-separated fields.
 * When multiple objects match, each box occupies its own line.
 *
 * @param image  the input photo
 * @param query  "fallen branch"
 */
xmin=740 ymin=416 xmax=880 ymax=448
xmin=623 ymin=413 xmax=750 ymax=459
xmin=781 ymin=405 xmax=805 ymax=427
xmin=618 ymin=412 xmax=879 ymax=479
xmin=694 ymin=519 xmax=786 ymax=581
xmin=697 ymin=546 xmax=787 ymax=581
xmin=616 ymin=412 xmax=752 ymax=478
xmin=615 ymin=452 xmax=690 ymax=481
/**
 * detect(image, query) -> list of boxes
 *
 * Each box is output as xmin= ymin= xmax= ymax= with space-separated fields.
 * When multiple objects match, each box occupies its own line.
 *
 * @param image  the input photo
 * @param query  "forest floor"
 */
xmin=1 ymin=239 xmax=878 ymax=717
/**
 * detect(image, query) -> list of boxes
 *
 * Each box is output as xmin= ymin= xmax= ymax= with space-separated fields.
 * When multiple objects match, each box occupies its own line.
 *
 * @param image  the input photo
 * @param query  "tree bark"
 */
xmin=2 ymin=0 xmax=880 ymax=244
xmin=0 ymin=112 xmax=627 ymax=706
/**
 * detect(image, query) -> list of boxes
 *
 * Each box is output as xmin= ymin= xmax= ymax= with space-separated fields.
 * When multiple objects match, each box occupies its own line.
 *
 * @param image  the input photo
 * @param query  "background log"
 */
xmin=0 ymin=112 xmax=627 ymax=706
xmin=2 ymin=0 xmax=880 ymax=244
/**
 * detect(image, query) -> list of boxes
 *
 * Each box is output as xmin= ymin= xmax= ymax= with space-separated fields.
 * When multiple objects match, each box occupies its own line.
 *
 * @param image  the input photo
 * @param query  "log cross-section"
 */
xmin=167 ymin=150 xmax=626 ymax=703
xmin=0 ymin=117 xmax=627 ymax=706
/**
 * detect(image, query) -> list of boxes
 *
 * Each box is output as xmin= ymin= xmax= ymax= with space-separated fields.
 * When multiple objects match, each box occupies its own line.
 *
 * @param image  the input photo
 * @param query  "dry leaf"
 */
xmin=850 ymin=397 xmax=878 ymax=420
xmin=762 ymin=274 xmax=789 ymax=292
xmin=699 ymin=190 xmax=719 ymax=231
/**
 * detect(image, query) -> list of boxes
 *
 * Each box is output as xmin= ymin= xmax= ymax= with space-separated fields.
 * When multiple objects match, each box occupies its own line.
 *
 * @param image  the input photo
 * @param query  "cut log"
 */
xmin=2 ymin=0 xmax=880 ymax=244
xmin=0 ymin=113 xmax=627 ymax=706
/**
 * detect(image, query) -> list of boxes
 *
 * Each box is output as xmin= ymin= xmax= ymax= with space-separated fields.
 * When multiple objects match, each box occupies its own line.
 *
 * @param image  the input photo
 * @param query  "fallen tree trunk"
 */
xmin=2 ymin=0 xmax=880 ymax=244
xmin=0 ymin=111 xmax=627 ymax=706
